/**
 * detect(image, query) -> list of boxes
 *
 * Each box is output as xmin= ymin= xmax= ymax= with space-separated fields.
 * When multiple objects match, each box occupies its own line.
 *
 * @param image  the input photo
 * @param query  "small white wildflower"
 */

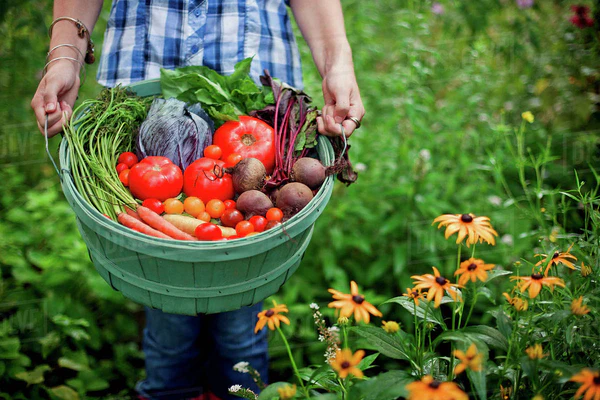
xmin=501 ymin=234 xmax=514 ymax=246
xmin=355 ymin=162 xmax=367 ymax=172
xmin=309 ymin=303 xmax=319 ymax=310
xmin=487 ymin=195 xmax=502 ymax=206
xmin=328 ymin=326 xmax=340 ymax=333
xmin=233 ymin=361 xmax=249 ymax=373
xmin=418 ymin=149 xmax=431 ymax=161
xmin=229 ymin=385 xmax=242 ymax=393
xmin=318 ymin=335 xmax=324 ymax=342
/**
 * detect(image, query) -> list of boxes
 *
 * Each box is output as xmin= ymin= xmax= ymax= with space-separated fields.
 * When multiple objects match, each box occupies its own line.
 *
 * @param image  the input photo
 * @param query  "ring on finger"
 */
xmin=345 ymin=116 xmax=361 ymax=129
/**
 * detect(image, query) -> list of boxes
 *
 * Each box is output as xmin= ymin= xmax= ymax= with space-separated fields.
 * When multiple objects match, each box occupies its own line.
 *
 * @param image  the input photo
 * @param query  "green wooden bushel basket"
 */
xmin=58 ymin=79 xmax=334 ymax=315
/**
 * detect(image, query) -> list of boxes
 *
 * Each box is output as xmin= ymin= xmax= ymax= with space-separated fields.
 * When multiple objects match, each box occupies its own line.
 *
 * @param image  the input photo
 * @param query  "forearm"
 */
xmin=48 ymin=1 xmax=104 ymax=63
xmin=289 ymin=0 xmax=353 ymax=78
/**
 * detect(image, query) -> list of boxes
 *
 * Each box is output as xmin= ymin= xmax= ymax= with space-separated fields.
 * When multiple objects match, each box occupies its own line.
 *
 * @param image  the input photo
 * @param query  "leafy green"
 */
xmin=160 ymin=57 xmax=274 ymax=124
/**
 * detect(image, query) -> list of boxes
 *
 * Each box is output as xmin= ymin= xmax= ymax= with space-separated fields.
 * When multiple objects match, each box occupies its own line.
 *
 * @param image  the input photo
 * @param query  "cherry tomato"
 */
xmin=213 ymin=116 xmax=276 ymax=173
xmin=266 ymin=207 xmax=283 ymax=222
xmin=221 ymin=209 xmax=244 ymax=228
xmin=118 ymin=152 xmax=139 ymax=168
xmin=142 ymin=198 xmax=165 ymax=214
xmin=195 ymin=223 xmax=223 ymax=241
xmin=184 ymin=197 xmax=205 ymax=217
xmin=224 ymin=199 xmax=237 ymax=210
xmin=204 ymin=145 xmax=223 ymax=160
xmin=206 ymin=199 xmax=226 ymax=219
xmin=197 ymin=211 xmax=211 ymax=222
xmin=224 ymin=153 xmax=243 ymax=168
xmin=183 ymin=157 xmax=234 ymax=203
xmin=227 ymin=235 xmax=240 ymax=240
xmin=129 ymin=156 xmax=183 ymax=201
xmin=265 ymin=220 xmax=282 ymax=231
xmin=164 ymin=198 xmax=184 ymax=214
xmin=119 ymin=169 xmax=130 ymax=186
xmin=235 ymin=220 xmax=255 ymax=237
xmin=116 ymin=162 xmax=129 ymax=174
xmin=249 ymin=215 xmax=268 ymax=232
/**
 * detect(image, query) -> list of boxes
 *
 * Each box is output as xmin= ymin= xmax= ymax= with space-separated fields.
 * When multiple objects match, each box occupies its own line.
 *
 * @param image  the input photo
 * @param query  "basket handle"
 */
xmin=44 ymin=114 xmax=63 ymax=181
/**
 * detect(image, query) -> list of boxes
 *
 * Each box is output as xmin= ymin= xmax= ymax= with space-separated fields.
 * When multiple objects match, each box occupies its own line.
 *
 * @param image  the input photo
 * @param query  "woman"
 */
xmin=31 ymin=1 xmax=364 ymax=399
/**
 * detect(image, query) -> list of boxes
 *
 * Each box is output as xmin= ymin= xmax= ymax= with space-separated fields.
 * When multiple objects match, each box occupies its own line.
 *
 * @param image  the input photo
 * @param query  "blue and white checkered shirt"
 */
xmin=97 ymin=0 xmax=303 ymax=88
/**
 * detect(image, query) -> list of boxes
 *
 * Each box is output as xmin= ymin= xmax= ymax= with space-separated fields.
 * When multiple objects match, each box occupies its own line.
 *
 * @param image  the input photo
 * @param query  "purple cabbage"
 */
xmin=136 ymin=98 xmax=214 ymax=170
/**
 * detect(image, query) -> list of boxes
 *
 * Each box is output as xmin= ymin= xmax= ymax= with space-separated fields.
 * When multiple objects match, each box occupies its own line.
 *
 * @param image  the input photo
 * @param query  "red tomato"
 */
xmin=266 ymin=207 xmax=284 ymax=222
xmin=224 ymin=153 xmax=243 ymax=168
xmin=249 ymin=215 xmax=268 ymax=232
xmin=183 ymin=157 xmax=234 ymax=203
xmin=119 ymin=169 xmax=130 ymax=186
xmin=128 ymin=156 xmax=183 ymax=201
xmin=116 ymin=163 xmax=129 ymax=174
xmin=204 ymin=145 xmax=222 ymax=160
xmin=213 ymin=116 xmax=275 ymax=173
xmin=195 ymin=223 xmax=223 ymax=241
xmin=221 ymin=209 xmax=244 ymax=228
xmin=118 ymin=152 xmax=139 ymax=168
xmin=224 ymin=200 xmax=236 ymax=210
xmin=142 ymin=198 xmax=165 ymax=214
xmin=235 ymin=220 xmax=255 ymax=237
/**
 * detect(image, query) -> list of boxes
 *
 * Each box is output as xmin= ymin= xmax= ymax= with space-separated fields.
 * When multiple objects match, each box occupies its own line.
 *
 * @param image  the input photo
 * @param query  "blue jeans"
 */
xmin=136 ymin=303 xmax=268 ymax=400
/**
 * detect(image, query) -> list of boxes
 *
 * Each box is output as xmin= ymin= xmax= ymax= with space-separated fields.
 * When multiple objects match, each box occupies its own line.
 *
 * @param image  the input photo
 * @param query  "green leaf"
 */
xmin=357 ymin=353 xmax=379 ymax=371
xmin=486 ymin=269 xmax=513 ymax=283
xmin=58 ymin=351 xmax=89 ymax=371
xmin=489 ymin=309 xmax=512 ymax=338
xmin=350 ymin=325 xmax=411 ymax=360
xmin=257 ymin=382 xmax=293 ymax=400
xmin=47 ymin=385 xmax=80 ymax=400
xmin=51 ymin=315 xmax=90 ymax=328
xmin=462 ymin=325 xmax=508 ymax=351
xmin=0 ymin=337 xmax=21 ymax=359
xmin=39 ymin=331 xmax=61 ymax=359
xmin=348 ymin=370 xmax=412 ymax=400
xmin=13 ymin=364 xmax=50 ymax=385
xmin=384 ymin=296 xmax=447 ymax=328
xmin=478 ymin=287 xmax=496 ymax=305
xmin=467 ymin=369 xmax=487 ymax=400
xmin=67 ymin=370 xmax=109 ymax=392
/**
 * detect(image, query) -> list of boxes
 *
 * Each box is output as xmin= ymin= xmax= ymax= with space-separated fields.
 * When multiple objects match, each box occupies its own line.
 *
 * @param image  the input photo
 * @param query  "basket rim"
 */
xmin=59 ymin=81 xmax=335 ymax=251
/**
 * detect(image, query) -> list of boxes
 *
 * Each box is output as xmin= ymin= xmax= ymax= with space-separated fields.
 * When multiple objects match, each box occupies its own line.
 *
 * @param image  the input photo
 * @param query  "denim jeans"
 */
xmin=135 ymin=303 xmax=268 ymax=400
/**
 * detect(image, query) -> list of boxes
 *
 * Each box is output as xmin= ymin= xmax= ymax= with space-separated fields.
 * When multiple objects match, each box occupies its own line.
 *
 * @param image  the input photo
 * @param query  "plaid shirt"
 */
xmin=97 ymin=0 xmax=303 ymax=88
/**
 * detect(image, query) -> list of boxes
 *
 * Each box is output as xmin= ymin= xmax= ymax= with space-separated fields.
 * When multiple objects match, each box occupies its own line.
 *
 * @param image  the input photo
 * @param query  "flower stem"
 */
xmin=277 ymin=326 xmax=309 ymax=398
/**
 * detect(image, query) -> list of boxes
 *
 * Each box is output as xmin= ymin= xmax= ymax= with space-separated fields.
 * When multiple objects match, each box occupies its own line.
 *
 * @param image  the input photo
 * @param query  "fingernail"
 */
xmin=45 ymin=103 xmax=55 ymax=112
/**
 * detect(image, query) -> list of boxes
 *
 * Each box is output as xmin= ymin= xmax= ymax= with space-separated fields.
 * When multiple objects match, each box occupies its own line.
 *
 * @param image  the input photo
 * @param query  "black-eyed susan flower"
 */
xmin=510 ymin=272 xmax=565 ymax=299
xmin=406 ymin=375 xmax=468 ymax=400
xmin=571 ymin=296 xmax=591 ymax=316
xmin=254 ymin=301 xmax=290 ymax=333
xmin=277 ymin=384 xmax=296 ymax=400
xmin=500 ymin=384 xmax=512 ymax=400
xmin=502 ymin=292 xmax=528 ymax=311
xmin=382 ymin=320 xmax=400 ymax=334
xmin=412 ymin=267 xmax=461 ymax=308
xmin=571 ymin=369 xmax=600 ymax=399
xmin=454 ymin=258 xmax=495 ymax=285
xmin=328 ymin=281 xmax=382 ymax=324
xmin=454 ymin=343 xmax=483 ymax=375
xmin=535 ymin=244 xmax=577 ymax=274
xmin=329 ymin=348 xmax=365 ymax=378
xmin=433 ymin=213 xmax=498 ymax=247
xmin=525 ymin=344 xmax=547 ymax=360
xmin=402 ymin=287 xmax=423 ymax=306
xmin=581 ymin=262 xmax=592 ymax=277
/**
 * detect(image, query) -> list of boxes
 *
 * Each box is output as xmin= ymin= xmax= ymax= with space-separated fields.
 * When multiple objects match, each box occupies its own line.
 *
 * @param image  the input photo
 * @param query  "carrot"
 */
xmin=163 ymin=214 xmax=237 ymax=238
xmin=117 ymin=213 xmax=172 ymax=239
xmin=125 ymin=207 xmax=143 ymax=222
xmin=137 ymin=206 xmax=197 ymax=241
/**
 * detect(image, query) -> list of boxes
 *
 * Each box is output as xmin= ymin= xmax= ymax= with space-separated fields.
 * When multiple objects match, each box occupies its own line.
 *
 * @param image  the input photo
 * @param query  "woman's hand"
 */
xmin=317 ymin=64 xmax=365 ymax=138
xmin=31 ymin=59 xmax=80 ymax=137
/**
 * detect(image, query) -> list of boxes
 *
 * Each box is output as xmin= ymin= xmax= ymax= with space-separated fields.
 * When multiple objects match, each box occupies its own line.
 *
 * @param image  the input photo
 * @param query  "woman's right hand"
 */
xmin=31 ymin=59 xmax=80 ymax=137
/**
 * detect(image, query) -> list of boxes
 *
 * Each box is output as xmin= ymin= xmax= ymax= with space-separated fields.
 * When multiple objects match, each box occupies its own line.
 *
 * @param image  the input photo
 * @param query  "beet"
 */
xmin=226 ymin=157 xmax=267 ymax=194
xmin=276 ymin=182 xmax=314 ymax=218
xmin=236 ymin=190 xmax=274 ymax=218
xmin=291 ymin=157 xmax=326 ymax=190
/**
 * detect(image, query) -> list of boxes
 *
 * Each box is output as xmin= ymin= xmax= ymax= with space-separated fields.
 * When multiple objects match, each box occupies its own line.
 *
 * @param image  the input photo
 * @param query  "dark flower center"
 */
xmin=552 ymin=252 xmax=560 ymax=259
xmin=265 ymin=310 xmax=275 ymax=317
xmin=428 ymin=380 xmax=441 ymax=389
xmin=352 ymin=295 xmax=365 ymax=304
xmin=412 ymin=291 xmax=419 ymax=297
xmin=594 ymin=375 xmax=600 ymax=385
xmin=467 ymin=263 xmax=478 ymax=271
xmin=435 ymin=276 xmax=448 ymax=286
xmin=341 ymin=361 xmax=350 ymax=369
xmin=531 ymin=273 xmax=543 ymax=280
xmin=460 ymin=214 xmax=473 ymax=223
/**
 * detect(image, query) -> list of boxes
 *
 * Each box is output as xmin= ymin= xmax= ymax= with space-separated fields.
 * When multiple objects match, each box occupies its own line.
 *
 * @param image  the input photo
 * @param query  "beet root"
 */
xmin=236 ymin=190 xmax=274 ymax=218
xmin=276 ymin=182 xmax=314 ymax=218
xmin=291 ymin=157 xmax=326 ymax=190
xmin=227 ymin=157 xmax=267 ymax=194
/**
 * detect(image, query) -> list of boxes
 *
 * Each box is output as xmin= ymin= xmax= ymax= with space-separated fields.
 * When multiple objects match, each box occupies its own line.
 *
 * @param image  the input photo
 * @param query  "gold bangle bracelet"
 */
xmin=42 ymin=56 xmax=87 ymax=85
xmin=48 ymin=17 xmax=95 ymax=64
xmin=46 ymin=43 xmax=85 ymax=63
